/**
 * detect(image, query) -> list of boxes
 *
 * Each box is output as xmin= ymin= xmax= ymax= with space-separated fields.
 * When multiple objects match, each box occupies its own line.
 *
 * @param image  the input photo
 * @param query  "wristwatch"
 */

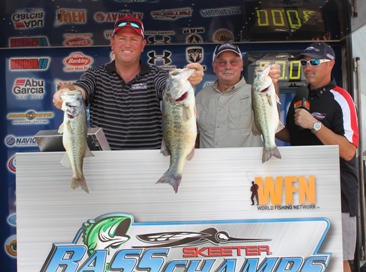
xmin=311 ymin=121 xmax=322 ymax=134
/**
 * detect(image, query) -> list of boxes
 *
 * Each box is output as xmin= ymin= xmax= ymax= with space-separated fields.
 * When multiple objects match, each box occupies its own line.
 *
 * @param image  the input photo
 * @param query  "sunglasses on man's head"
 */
xmin=115 ymin=20 xmax=142 ymax=29
xmin=300 ymin=59 xmax=331 ymax=67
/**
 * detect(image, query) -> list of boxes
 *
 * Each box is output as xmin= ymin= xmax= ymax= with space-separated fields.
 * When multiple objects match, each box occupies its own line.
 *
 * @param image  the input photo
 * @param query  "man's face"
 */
xmin=110 ymin=27 xmax=146 ymax=65
xmin=302 ymin=56 xmax=334 ymax=89
xmin=212 ymin=51 xmax=243 ymax=85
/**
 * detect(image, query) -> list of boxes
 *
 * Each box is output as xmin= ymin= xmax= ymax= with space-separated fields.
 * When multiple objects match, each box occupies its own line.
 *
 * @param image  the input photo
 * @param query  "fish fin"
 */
xmin=275 ymin=94 xmax=281 ymax=105
xmin=183 ymin=106 xmax=193 ymax=121
xmin=160 ymin=139 xmax=170 ymax=157
xmin=187 ymin=146 xmax=195 ymax=161
xmin=58 ymin=123 xmax=64 ymax=134
xmin=60 ymin=153 xmax=71 ymax=167
xmin=275 ymin=121 xmax=285 ymax=133
xmin=84 ymin=146 xmax=94 ymax=158
xmin=194 ymin=105 xmax=199 ymax=119
xmin=156 ymin=171 xmax=182 ymax=193
xmin=266 ymin=94 xmax=273 ymax=106
xmin=252 ymin=122 xmax=262 ymax=136
xmin=71 ymin=177 xmax=89 ymax=193
xmin=262 ymin=146 xmax=282 ymax=163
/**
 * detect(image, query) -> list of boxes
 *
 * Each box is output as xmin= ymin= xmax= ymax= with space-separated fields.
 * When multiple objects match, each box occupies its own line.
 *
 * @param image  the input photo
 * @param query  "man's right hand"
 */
xmin=53 ymin=88 xmax=69 ymax=110
xmin=52 ymin=85 xmax=85 ymax=109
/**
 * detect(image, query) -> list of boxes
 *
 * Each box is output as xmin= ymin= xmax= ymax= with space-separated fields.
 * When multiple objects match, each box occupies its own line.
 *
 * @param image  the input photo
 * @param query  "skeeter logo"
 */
xmin=7 ymin=213 xmax=17 ymax=227
xmin=7 ymin=155 xmax=16 ymax=173
xmin=41 ymin=213 xmax=331 ymax=271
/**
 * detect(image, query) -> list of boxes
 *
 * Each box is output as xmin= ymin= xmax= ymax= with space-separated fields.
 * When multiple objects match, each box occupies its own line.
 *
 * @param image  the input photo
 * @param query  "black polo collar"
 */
xmin=309 ymin=78 xmax=337 ymax=97
xmin=106 ymin=60 xmax=151 ymax=75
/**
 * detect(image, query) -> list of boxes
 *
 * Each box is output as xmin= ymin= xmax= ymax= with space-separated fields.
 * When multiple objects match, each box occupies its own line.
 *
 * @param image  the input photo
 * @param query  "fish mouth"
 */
xmin=260 ymin=87 xmax=269 ymax=93
xmin=175 ymin=91 xmax=188 ymax=102
xmin=65 ymin=103 xmax=80 ymax=118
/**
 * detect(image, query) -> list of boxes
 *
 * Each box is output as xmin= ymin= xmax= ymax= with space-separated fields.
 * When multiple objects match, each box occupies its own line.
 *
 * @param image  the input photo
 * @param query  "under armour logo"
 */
xmin=148 ymin=51 xmax=172 ymax=65
xmin=147 ymin=36 xmax=171 ymax=45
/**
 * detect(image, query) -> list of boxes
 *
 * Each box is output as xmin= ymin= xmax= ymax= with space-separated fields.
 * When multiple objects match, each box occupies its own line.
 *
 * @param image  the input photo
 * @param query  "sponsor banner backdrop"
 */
xmin=0 ymin=0 xmax=338 ymax=48
xmin=0 ymin=1 xmax=345 ymax=271
xmin=2 ymin=42 xmax=309 ymax=271
xmin=2 ymin=42 xmax=343 ymax=271
xmin=16 ymin=146 xmax=342 ymax=271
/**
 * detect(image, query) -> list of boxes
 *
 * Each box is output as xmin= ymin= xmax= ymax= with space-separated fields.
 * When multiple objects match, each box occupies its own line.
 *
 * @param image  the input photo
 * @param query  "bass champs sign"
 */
xmin=41 ymin=213 xmax=330 ymax=272
xmin=16 ymin=146 xmax=343 ymax=271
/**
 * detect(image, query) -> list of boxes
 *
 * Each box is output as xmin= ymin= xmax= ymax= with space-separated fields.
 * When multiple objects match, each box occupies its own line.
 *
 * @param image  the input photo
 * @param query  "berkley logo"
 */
xmin=63 ymin=52 xmax=93 ymax=66
xmin=63 ymin=37 xmax=93 ymax=47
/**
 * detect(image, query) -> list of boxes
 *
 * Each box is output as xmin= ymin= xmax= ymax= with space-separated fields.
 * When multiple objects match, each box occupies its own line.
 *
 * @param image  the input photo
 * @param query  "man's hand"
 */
xmin=186 ymin=63 xmax=204 ymax=86
xmin=294 ymin=108 xmax=317 ymax=130
xmin=52 ymin=88 xmax=68 ymax=110
xmin=268 ymin=64 xmax=281 ymax=83
xmin=52 ymin=84 xmax=85 ymax=110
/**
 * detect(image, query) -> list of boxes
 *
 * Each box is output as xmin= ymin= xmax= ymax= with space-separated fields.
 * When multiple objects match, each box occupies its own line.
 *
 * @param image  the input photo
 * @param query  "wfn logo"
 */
xmin=255 ymin=175 xmax=316 ymax=205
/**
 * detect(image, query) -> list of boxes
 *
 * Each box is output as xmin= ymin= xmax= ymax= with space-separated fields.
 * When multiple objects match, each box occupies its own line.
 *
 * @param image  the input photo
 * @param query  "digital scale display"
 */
xmin=242 ymin=0 xmax=329 ymax=41
xmin=246 ymin=52 xmax=307 ymax=88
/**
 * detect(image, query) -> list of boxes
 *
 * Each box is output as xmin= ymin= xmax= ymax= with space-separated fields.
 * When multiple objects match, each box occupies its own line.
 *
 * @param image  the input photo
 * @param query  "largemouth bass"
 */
xmin=58 ymin=90 xmax=94 ymax=193
xmin=252 ymin=65 xmax=284 ymax=163
xmin=157 ymin=68 xmax=197 ymax=193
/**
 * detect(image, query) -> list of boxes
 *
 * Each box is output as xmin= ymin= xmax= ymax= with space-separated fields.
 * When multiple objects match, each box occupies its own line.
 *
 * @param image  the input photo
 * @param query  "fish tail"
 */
xmin=262 ymin=146 xmax=282 ymax=163
xmin=71 ymin=177 xmax=89 ymax=193
xmin=156 ymin=171 xmax=182 ymax=193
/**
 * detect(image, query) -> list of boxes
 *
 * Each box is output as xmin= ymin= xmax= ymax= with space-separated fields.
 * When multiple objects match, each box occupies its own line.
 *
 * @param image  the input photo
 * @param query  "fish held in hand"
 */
xmin=252 ymin=65 xmax=284 ymax=163
xmin=157 ymin=68 xmax=198 ymax=193
xmin=58 ymin=90 xmax=94 ymax=193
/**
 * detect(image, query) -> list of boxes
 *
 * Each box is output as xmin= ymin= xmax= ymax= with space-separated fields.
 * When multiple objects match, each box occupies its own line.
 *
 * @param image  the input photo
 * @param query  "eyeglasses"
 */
xmin=115 ymin=20 xmax=142 ymax=30
xmin=214 ymin=59 xmax=242 ymax=67
xmin=300 ymin=59 xmax=331 ymax=67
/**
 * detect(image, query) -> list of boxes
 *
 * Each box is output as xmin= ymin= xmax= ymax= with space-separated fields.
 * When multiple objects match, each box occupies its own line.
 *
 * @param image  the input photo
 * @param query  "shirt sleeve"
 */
xmin=154 ymin=67 xmax=169 ymax=101
xmin=331 ymin=86 xmax=359 ymax=147
xmin=74 ymin=66 xmax=98 ymax=105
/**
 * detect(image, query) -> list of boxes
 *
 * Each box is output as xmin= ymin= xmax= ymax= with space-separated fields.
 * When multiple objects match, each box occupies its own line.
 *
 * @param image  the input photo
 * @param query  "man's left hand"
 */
xmin=268 ymin=64 xmax=281 ymax=83
xmin=186 ymin=63 xmax=204 ymax=86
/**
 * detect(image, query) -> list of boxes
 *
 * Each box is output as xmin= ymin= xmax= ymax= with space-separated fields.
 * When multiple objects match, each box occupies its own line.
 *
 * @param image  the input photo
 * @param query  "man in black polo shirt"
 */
xmin=276 ymin=42 xmax=359 ymax=272
xmin=52 ymin=15 xmax=204 ymax=150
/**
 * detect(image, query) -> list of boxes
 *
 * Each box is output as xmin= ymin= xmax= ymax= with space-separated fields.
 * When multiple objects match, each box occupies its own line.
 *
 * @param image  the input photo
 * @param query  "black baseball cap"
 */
xmin=212 ymin=43 xmax=242 ymax=61
xmin=296 ymin=42 xmax=335 ymax=60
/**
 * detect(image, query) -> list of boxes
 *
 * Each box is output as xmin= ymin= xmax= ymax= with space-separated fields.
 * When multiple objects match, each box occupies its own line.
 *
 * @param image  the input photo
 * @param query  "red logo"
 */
xmin=64 ymin=37 xmax=93 ymax=47
xmin=63 ymin=52 xmax=93 ymax=66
